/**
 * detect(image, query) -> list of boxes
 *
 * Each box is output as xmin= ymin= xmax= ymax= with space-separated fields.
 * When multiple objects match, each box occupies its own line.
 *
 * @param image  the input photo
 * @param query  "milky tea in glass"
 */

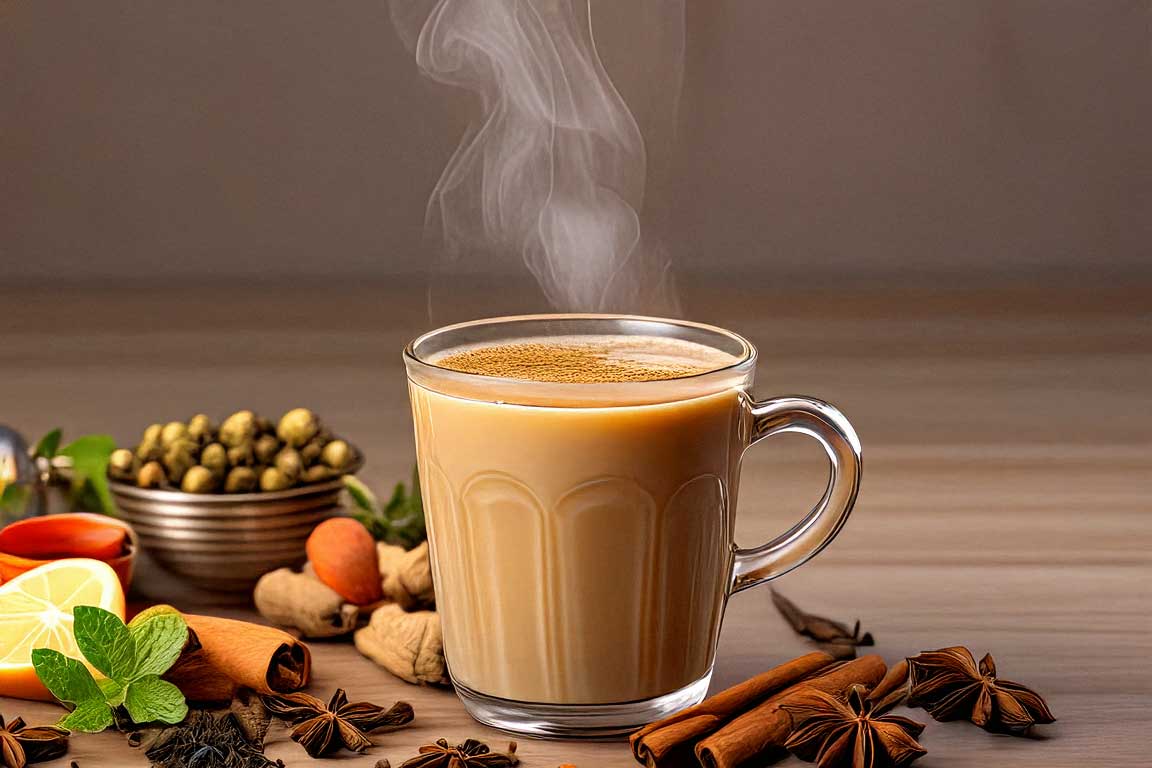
xmin=404 ymin=315 xmax=861 ymax=738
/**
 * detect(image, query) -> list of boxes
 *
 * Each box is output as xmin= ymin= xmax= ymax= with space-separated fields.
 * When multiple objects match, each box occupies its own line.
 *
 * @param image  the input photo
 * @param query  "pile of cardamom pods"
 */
xmin=108 ymin=408 xmax=358 ymax=494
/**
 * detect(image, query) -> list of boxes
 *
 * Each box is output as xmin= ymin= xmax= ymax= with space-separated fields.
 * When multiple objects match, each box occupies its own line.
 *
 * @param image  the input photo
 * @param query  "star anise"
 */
xmin=399 ymin=738 xmax=518 ymax=768
xmin=907 ymin=646 xmax=1055 ymax=734
xmin=262 ymin=689 xmax=414 ymax=758
xmin=772 ymin=590 xmax=875 ymax=660
xmin=783 ymin=684 xmax=927 ymax=768
xmin=0 ymin=715 xmax=69 ymax=768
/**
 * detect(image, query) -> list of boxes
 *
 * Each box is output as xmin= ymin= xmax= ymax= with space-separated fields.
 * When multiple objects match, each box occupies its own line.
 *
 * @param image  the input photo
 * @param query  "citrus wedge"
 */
xmin=0 ymin=557 xmax=125 ymax=700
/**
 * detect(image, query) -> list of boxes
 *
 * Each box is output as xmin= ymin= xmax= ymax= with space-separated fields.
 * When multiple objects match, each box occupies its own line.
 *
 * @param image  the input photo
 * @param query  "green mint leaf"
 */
xmin=73 ymin=606 xmax=136 ymax=681
xmin=383 ymin=481 xmax=406 ymax=514
xmin=124 ymin=675 xmax=188 ymax=725
xmin=59 ymin=434 xmax=117 ymax=514
xmin=0 ymin=483 xmax=33 ymax=525
xmin=60 ymin=700 xmax=115 ymax=733
xmin=127 ymin=610 xmax=188 ymax=678
xmin=31 ymin=648 xmax=104 ymax=705
xmin=35 ymin=428 xmax=62 ymax=459
xmin=97 ymin=677 xmax=126 ymax=706
xmin=343 ymin=475 xmax=381 ymax=517
xmin=345 ymin=468 xmax=426 ymax=547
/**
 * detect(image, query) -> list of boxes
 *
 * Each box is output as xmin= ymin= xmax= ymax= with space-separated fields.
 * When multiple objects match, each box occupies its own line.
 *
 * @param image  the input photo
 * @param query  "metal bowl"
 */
xmin=110 ymin=466 xmax=357 ymax=592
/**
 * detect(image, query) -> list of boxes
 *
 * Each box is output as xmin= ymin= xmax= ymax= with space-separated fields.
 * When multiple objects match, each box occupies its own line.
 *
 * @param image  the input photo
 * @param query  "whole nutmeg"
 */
xmin=254 ymin=433 xmax=280 ymax=464
xmin=277 ymin=408 xmax=319 ymax=448
xmin=224 ymin=466 xmax=258 ymax=493
xmin=303 ymin=465 xmax=335 ymax=484
xmin=259 ymin=467 xmax=293 ymax=492
xmin=162 ymin=443 xmax=195 ymax=484
xmin=227 ymin=442 xmax=255 ymax=468
xmin=160 ymin=421 xmax=188 ymax=447
xmin=219 ymin=410 xmax=257 ymax=447
xmin=201 ymin=442 xmax=228 ymax=475
xmin=108 ymin=448 xmax=136 ymax=480
xmin=274 ymin=448 xmax=303 ymax=482
xmin=181 ymin=465 xmax=217 ymax=494
xmin=187 ymin=414 xmax=213 ymax=444
xmin=321 ymin=440 xmax=352 ymax=471
xmin=137 ymin=461 xmax=166 ymax=489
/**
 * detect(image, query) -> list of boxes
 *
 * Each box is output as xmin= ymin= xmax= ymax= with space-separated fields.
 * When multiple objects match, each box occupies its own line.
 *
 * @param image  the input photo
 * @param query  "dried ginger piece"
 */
xmin=254 ymin=568 xmax=359 ymax=638
xmin=377 ymin=541 xmax=435 ymax=610
xmin=354 ymin=604 xmax=448 ymax=686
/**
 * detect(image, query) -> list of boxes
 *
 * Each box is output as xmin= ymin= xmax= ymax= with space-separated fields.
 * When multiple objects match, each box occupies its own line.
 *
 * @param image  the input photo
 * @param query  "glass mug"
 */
xmin=404 ymin=315 xmax=861 ymax=737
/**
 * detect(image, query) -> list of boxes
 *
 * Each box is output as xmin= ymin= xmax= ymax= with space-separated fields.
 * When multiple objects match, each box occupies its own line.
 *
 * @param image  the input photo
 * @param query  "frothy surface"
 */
xmin=431 ymin=335 xmax=740 ymax=383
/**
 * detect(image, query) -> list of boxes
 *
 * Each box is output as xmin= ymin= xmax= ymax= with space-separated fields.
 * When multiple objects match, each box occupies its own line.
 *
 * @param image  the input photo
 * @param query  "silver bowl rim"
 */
xmin=109 ymin=456 xmax=362 ymax=505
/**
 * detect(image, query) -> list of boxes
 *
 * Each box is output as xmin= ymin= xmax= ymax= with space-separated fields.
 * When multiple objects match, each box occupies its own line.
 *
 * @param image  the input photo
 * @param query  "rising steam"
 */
xmin=392 ymin=0 xmax=681 ymax=314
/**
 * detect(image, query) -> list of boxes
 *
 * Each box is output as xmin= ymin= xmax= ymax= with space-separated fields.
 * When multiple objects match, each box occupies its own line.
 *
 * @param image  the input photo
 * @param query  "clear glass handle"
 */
xmin=730 ymin=395 xmax=862 ymax=593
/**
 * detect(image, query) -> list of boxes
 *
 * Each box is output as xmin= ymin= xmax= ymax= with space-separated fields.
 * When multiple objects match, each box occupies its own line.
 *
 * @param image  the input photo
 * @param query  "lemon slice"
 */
xmin=0 ymin=558 xmax=125 ymax=700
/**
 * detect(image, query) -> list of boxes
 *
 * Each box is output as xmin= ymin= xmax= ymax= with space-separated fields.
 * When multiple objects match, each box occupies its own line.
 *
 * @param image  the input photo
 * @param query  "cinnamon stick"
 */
xmin=164 ymin=614 xmax=312 ymax=703
xmin=630 ymin=652 xmax=835 ymax=768
xmin=695 ymin=654 xmax=887 ymax=768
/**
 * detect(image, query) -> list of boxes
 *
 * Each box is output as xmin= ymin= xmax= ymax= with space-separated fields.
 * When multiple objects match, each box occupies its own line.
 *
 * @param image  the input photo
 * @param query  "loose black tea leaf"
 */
xmin=145 ymin=712 xmax=277 ymax=768
xmin=400 ymin=739 xmax=518 ymax=768
xmin=907 ymin=647 xmax=1055 ymax=734
xmin=262 ymin=689 xmax=414 ymax=758
xmin=771 ymin=590 xmax=875 ymax=659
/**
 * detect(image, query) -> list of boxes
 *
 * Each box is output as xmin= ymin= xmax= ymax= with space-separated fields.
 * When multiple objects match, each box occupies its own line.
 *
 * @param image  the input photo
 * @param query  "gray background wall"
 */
xmin=2 ymin=1 xmax=1149 ymax=286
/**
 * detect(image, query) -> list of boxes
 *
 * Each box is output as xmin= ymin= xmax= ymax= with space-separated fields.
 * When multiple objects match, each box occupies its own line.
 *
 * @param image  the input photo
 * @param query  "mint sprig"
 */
xmin=57 ymin=434 xmax=117 ymax=515
xmin=344 ymin=466 xmax=426 ymax=548
xmin=31 ymin=606 xmax=189 ymax=732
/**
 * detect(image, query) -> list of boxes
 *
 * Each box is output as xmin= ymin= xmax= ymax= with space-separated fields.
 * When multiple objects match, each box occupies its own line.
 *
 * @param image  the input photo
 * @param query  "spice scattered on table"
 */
xmin=399 ymin=738 xmax=518 ymax=768
xmin=228 ymin=688 xmax=272 ymax=746
xmin=253 ymin=569 xmax=359 ymax=638
xmin=355 ymin=604 xmax=448 ymax=686
xmin=771 ymin=590 xmax=875 ymax=660
xmin=783 ymin=672 xmax=926 ymax=768
xmin=0 ymin=714 xmax=70 ymax=768
xmin=262 ymin=688 xmax=413 ymax=758
xmin=632 ymin=643 xmax=1055 ymax=768
xmin=907 ymin=646 xmax=1055 ymax=734
xmin=145 ymin=711 xmax=280 ymax=768
xmin=695 ymin=655 xmax=887 ymax=768
xmin=376 ymin=541 xmax=435 ymax=610
xmin=164 ymin=614 xmax=312 ymax=704
xmin=630 ymin=651 xmax=836 ymax=768
xmin=253 ymin=502 xmax=446 ymax=688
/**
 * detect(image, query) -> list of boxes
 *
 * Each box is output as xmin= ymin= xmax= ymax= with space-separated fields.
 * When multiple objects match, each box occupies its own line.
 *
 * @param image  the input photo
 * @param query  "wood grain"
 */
xmin=1 ymin=282 xmax=1149 ymax=767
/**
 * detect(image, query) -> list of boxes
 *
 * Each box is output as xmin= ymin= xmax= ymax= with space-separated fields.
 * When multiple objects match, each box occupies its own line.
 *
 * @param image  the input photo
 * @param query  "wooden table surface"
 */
xmin=2 ymin=281 xmax=1149 ymax=767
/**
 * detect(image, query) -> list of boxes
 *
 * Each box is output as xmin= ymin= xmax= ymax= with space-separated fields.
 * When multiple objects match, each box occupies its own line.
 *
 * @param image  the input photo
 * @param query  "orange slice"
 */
xmin=0 ymin=557 xmax=126 ymax=700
